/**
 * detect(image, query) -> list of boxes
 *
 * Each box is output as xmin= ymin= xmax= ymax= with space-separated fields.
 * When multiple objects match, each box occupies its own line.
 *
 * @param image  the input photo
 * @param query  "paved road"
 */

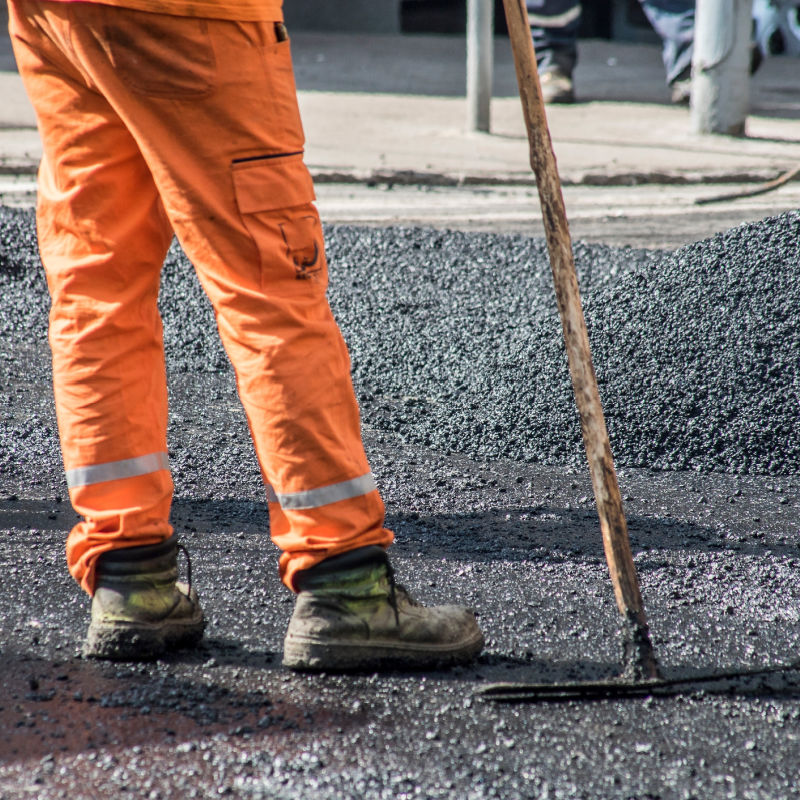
xmin=2 ymin=202 xmax=800 ymax=799
xmin=6 ymin=175 xmax=800 ymax=249
xmin=311 ymin=180 xmax=800 ymax=248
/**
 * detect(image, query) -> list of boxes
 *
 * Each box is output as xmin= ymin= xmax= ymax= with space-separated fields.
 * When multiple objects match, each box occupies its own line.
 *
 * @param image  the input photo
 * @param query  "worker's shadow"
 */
xmin=1 ymin=495 xmax=794 ymax=563
xmin=0 ymin=644 xmax=366 ymax=764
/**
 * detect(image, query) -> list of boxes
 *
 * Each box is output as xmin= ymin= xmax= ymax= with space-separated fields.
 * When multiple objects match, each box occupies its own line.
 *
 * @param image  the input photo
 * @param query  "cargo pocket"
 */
xmin=232 ymin=152 xmax=326 ymax=293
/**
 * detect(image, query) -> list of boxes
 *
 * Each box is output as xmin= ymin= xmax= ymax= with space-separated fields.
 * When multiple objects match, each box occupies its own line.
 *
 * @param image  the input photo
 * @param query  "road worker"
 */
xmin=8 ymin=0 xmax=484 ymax=670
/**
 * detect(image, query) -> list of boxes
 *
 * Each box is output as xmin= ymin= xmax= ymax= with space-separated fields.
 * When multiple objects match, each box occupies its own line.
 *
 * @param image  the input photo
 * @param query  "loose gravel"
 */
xmin=324 ymin=216 xmax=799 ymax=476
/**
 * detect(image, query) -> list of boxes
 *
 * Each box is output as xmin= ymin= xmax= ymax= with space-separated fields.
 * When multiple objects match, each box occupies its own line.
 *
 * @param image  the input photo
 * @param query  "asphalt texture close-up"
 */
xmin=1 ymin=204 xmax=800 ymax=798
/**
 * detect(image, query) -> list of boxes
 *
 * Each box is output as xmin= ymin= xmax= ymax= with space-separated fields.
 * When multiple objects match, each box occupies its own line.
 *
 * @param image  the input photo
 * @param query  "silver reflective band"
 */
xmin=265 ymin=484 xmax=279 ymax=504
xmin=275 ymin=473 xmax=377 ymax=510
xmin=66 ymin=451 xmax=170 ymax=489
xmin=528 ymin=5 xmax=581 ymax=27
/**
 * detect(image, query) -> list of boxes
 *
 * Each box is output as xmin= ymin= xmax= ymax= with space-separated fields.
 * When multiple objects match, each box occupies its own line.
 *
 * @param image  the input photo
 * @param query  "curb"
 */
xmin=310 ymin=166 xmax=796 ymax=188
xmin=0 ymin=162 xmax=38 ymax=176
xmin=2 ymin=159 xmax=796 ymax=189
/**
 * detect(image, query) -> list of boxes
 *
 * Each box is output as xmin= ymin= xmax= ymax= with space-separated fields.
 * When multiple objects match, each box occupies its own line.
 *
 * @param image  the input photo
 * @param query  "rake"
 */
xmin=478 ymin=0 xmax=799 ymax=702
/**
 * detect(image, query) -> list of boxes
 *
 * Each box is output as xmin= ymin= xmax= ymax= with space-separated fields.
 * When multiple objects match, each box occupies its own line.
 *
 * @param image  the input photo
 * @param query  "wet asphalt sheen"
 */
xmin=1 ymin=206 xmax=800 ymax=798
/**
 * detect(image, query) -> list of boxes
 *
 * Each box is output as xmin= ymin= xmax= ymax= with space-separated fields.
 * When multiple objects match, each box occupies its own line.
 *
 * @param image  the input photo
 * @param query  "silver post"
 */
xmin=466 ymin=0 xmax=494 ymax=132
xmin=690 ymin=0 xmax=753 ymax=135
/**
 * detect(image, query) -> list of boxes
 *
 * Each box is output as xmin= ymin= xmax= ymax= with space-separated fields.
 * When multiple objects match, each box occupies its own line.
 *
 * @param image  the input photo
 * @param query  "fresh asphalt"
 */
xmin=2 ymin=202 xmax=800 ymax=797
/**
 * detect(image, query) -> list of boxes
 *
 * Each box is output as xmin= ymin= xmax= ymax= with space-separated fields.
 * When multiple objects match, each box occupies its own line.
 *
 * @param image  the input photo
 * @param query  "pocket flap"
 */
xmin=232 ymin=153 xmax=316 ymax=214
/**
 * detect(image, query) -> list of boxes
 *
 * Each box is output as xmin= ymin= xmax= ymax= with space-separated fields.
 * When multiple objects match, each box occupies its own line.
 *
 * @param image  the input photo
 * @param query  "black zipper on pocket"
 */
xmin=232 ymin=151 xmax=303 ymax=165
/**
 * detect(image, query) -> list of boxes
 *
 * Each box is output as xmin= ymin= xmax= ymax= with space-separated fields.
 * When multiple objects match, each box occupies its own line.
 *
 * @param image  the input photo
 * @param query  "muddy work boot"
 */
xmin=283 ymin=546 xmax=484 ymax=671
xmin=83 ymin=535 xmax=204 ymax=660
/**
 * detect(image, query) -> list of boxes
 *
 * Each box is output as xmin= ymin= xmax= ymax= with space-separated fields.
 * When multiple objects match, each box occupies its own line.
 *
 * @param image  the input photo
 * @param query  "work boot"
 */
xmin=283 ymin=546 xmax=484 ymax=671
xmin=539 ymin=68 xmax=575 ymax=104
xmin=83 ymin=535 xmax=205 ymax=660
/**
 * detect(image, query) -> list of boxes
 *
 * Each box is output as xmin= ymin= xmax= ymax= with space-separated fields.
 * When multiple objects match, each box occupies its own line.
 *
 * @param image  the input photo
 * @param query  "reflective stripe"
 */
xmin=274 ymin=473 xmax=377 ymax=511
xmin=528 ymin=5 xmax=581 ymax=27
xmin=66 ymin=451 xmax=170 ymax=489
xmin=265 ymin=484 xmax=279 ymax=504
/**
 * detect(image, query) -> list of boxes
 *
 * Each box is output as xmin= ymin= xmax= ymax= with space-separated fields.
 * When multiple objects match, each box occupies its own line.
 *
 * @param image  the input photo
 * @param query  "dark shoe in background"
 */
xmin=670 ymin=45 xmax=763 ymax=107
xmin=540 ymin=68 xmax=575 ymax=104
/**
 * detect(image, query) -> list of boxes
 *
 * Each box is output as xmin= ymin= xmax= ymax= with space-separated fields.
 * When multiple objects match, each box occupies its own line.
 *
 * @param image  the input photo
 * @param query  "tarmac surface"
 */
xmin=2 ymin=204 xmax=800 ymax=798
xmin=1 ymin=18 xmax=800 ymax=800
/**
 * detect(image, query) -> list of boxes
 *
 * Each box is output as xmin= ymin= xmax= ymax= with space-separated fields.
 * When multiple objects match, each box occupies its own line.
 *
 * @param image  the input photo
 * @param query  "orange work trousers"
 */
xmin=9 ymin=0 xmax=393 ymax=595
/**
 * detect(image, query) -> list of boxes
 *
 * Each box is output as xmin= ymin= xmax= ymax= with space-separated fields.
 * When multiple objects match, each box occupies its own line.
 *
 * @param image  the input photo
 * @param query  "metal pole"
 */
xmin=466 ymin=0 xmax=494 ymax=132
xmin=691 ymin=0 xmax=753 ymax=135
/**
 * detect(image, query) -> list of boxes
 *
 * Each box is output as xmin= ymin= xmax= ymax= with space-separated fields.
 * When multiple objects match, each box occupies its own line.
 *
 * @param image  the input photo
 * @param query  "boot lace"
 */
xmin=384 ymin=558 xmax=400 ymax=626
xmin=176 ymin=542 xmax=193 ymax=597
xmin=383 ymin=559 xmax=420 ymax=626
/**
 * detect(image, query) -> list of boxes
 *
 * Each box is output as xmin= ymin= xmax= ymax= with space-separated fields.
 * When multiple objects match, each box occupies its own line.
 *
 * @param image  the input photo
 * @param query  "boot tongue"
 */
xmin=301 ymin=563 xmax=391 ymax=600
xmin=96 ymin=534 xmax=178 ymax=576
xmin=295 ymin=546 xmax=391 ymax=595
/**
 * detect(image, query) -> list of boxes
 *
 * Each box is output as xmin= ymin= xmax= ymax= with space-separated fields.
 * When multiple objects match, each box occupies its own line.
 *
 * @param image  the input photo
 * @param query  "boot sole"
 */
xmin=83 ymin=614 xmax=205 ymax=661
xmin=283 ymin=629 xmax=485 ymax=672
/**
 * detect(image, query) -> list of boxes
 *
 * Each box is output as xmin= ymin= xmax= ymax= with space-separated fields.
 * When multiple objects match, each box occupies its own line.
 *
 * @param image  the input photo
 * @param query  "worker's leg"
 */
xmin=638 ymin=0 xmax=695 ymax=85
xmin=527 ymin=0 xmax=581 ymax=73
xmin=11 ymin=1 xmax=481 ymax=669
xmin=42 ymin=5 xmax=394 ymax=591
xmin=9 ymin=0 xmax=176 ymax=595
xmin=527 ymin=0 xmax=581 ymax=102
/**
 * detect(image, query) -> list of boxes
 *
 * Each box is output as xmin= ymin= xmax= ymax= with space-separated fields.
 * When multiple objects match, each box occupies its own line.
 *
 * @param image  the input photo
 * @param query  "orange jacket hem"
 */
xmin=44 ymin=0 xmax=283 ymax=22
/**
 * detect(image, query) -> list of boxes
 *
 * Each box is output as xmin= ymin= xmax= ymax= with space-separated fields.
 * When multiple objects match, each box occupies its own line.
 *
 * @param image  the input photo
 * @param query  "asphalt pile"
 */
xmin=324 ymin=214 xmax=800 ymax=476
xmin=331 ymin=212 xmax=799 ymax=476
xmin=1 ymin=207 xmax=798 ymax=481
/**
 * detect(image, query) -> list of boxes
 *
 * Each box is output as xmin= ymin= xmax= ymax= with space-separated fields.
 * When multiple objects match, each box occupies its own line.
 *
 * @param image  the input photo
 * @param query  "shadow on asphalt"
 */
xmin=2 ymin=496 xmax=798 ymax=563
xmin=0 ymin=645 xmax=357 ymax=763
xmin=3 ymin=496 xmax=798 ymax=567
xmin=384 ymin=508 xmax=800 ymax=564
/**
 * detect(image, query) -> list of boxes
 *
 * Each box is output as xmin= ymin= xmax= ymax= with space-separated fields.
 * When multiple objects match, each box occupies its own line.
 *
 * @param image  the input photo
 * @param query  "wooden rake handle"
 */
xmin=500 ymin=0 xmax=658 ymax=678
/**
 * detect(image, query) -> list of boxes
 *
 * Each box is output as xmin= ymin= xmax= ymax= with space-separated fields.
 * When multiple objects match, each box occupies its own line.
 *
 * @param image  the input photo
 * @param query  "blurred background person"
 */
xmin=528 ymin=0 xmax=695 ymax=103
